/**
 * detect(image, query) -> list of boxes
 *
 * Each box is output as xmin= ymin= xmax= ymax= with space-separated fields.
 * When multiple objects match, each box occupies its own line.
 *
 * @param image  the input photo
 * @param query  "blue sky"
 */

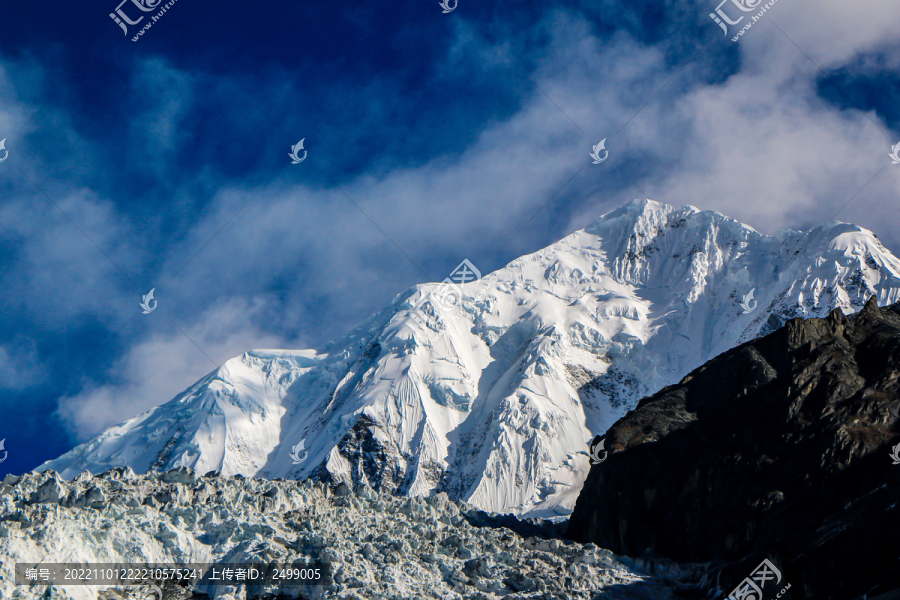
xmin=1 ymin=0 xmax=899 ymax=477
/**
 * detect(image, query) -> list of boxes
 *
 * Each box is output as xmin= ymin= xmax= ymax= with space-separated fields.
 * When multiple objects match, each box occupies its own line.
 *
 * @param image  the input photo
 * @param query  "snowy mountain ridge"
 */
xmin=40 ymin=199 xmax=900 ymax=517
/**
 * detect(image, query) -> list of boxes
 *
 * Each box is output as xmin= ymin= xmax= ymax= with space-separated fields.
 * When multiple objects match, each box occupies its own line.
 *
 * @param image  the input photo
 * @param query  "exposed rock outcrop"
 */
xmin=567 ymin=298 xmax=900 ymax=599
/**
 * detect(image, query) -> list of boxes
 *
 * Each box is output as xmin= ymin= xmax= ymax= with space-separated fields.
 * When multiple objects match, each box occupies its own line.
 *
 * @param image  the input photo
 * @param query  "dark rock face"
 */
xmin=567 ymin=297 xmax=900 ymax=599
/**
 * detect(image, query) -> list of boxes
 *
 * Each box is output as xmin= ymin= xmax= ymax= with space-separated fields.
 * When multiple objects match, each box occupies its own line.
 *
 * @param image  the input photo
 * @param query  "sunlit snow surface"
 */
xmin=40 ymin=200 xmax=900 ymax=517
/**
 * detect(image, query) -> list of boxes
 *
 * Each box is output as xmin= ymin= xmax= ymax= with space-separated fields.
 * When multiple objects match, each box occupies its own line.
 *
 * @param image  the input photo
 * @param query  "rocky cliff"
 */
xmin=567 ymin=297 xmax=900 ymax=599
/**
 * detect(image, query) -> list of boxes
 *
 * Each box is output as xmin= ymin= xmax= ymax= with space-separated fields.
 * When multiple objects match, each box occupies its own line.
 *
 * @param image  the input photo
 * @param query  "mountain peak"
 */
xmin=589 ymin=197 xmax=675 ymax=225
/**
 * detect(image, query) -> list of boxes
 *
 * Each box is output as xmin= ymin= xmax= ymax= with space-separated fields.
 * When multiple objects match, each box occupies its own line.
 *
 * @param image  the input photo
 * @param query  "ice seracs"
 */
xmin=39 ymin=199 xmax=900 ymax=518
xmin=1 ymin=469 xmax=678 ymax=600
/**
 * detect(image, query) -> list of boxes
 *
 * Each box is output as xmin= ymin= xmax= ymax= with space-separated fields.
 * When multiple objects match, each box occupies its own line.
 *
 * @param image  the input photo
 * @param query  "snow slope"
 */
xmin=39 ymin=199 xmax=900 ymax=517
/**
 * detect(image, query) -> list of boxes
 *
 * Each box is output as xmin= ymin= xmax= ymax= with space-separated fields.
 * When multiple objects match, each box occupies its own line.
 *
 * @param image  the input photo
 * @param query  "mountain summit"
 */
xmin=40 ymin=199 xmax=900 ymax=517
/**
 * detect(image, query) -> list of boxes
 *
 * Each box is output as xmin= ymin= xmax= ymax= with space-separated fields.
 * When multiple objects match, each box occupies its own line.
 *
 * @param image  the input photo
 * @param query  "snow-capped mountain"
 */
xmin=39 ymin=199 xmax=900 ymax=517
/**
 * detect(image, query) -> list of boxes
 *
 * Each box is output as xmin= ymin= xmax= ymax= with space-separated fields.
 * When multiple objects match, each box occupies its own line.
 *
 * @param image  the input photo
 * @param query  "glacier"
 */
xmin=39 ymin=199 xmax=900 ymax=518
xmin=1 ymin=469 xmax=686 ymax=600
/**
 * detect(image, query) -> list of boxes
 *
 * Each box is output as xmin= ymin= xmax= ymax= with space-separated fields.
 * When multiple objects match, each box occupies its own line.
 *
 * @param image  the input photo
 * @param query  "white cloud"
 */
xmin=7 ymin=2 xmax=900 ymax=441
xmin=55 ymin=297 xmax=293 ymax=440
xmin=769 ymin=0 xmax=900 ymax=68
xmin=557 ymin=4 xmax=900 ymax=245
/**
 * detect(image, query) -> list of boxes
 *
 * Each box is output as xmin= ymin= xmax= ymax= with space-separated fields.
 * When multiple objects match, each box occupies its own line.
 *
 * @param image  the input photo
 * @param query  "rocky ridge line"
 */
xmin=567 ymin=298 xmax=900 ymax=600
